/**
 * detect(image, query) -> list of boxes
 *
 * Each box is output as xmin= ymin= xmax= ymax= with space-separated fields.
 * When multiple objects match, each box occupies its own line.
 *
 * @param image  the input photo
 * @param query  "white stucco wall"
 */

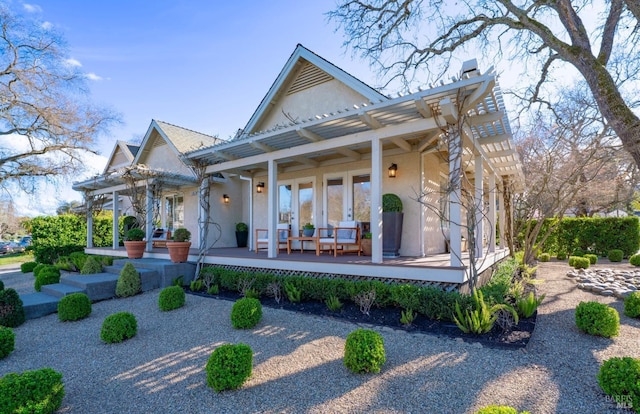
xmin=140 ymin=139 xmax=193 ymax=177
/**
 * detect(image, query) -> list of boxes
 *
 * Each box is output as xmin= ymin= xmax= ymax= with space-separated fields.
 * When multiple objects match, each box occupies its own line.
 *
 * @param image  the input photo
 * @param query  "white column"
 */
xmin=145 ymin=183 xmax=154 ymax=251
xmin=267 ymin=159 xmax=278 ymax=258
xmin=498 ymin=180 xmax=506 ymax=249
xmin=449 ymin=131 xmax=463 ymax=267
xmin=86 ymin=195 xmax=94 ymax=248
xmin=198 ymin=178 xmax=208 ymax=251
xmin=488 ymin=173 xmax=496 ymax=253
xmin=474 ymin=154 xmax=484 ymax=258
xmin=371 ymin=136 xmax=383 ymax=264
xmin=112 ymin=191 xmax=119 ymax=249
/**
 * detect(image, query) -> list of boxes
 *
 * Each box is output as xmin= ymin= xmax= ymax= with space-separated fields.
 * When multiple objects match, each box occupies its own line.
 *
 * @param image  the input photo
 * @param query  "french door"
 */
xmin=278 ymin=177 xmax=316 ymax=242
xmin=323 ymin=170 xmax=371 ymax=228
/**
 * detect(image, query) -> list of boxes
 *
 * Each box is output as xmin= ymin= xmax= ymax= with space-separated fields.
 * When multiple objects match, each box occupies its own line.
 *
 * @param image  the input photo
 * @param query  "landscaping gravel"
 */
xmin=1 ymin=260 xmax=639 ymax=413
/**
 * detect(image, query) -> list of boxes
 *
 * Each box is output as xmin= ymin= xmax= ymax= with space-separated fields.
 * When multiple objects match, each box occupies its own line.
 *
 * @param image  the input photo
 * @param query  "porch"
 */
xmin=84 ymin=245 xmax=510 ymax=290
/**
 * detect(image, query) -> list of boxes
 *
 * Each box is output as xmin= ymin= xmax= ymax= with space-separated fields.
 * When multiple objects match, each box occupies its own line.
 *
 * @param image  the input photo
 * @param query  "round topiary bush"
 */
xmin=0 ymin=288 xmax=25 ymax=328
xmin=475 ymin=406 xmax=520 ymax=414
xmin=158 ymin=286 xmax=186 ymax=311
xmin=608 ymin=249 xmax=624 ymax=262
xmin=69 ymin=251 xmax=89 ymax=272
xmin=34 ymin=267 xmax=61 ymax=292
xmin=20 ymin=261 xmax=38 ymax=273
xmin=597 ymin=357 xmax=640 ymax=412
xmin=624 ymin=291 xmax=640 ymax=318
xmin=382 ymin=193 xmax=403 ymax=212
xmin=344 ymin=328 xmax=386 ymax=374
xmin=230 ymin=298 xmax=262 ymax=329
xmin=575 ymin=301 xmax=619 ymax=338
xmin=630 ymin=254 xmax=640 ymax=267
xmin=206 ymin=343 xmax=253 ymax=392
xmin=538 ymin=253 xmax=551 ymax=262
xmin=80 ymin=256 xmax=103 ymax=274
xmin=115 ymin=262 xmax=141 ymax=298
xmin=57 ymin=293 xmax=92 ymax=322
xmin=584 ymin=254 xmax=598 ymax=265
xmin=32 ymin=263 xmax=47 ymax=278
xmin=100 ymin=312 xmax=137 ymax=343
xmin=0 ymin=367 xmax=64 ymax=414
xmin=569 ymin=256 xmax=590 ymax=269
xmin=0 ymin=326 xmax=15 ymax=359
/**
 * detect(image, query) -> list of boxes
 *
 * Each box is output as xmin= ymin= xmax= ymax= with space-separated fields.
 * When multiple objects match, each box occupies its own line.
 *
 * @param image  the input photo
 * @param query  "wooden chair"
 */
xmin=255 ymin=223 xmax=290 ymax=253
xmin=316 ymin=221 xmax=361 ymax=257
xmin=151 ymin=228 xmax=172 ymax=248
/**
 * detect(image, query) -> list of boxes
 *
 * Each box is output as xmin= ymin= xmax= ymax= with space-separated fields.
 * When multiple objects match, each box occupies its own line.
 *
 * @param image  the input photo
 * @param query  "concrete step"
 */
xmin=61 ymin=273 xmax=119 ymax=301
xmin=41 ymin=283 xmax=86 ymax=298
xmin=21 ymin=292 xmax=59 ymax=320
xmin=111 ymin=258 xmax=196 ymax=287
xmin=103 ymin=266 xmax=161 ymax=293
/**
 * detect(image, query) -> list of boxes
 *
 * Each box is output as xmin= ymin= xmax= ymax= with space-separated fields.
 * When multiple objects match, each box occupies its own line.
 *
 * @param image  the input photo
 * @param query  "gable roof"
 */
xmin=238 ymin=44 xmax=387 ymax=140
xmin=102 ymin=140 xmax=139 ymax=174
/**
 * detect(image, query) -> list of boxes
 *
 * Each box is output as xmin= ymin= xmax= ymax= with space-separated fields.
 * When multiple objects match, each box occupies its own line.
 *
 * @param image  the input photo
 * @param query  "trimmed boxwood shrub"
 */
xmin=556 ymin=251 xmax=567 ymax=260
xmin=115 ymin=262 xmax=141 ymax=298
xmin=34 ymin=267 xmax=61 ymax=292
xmin=101 ymin=312 xmax=137 ymax=343
xmin=80 ymin=256 xmax=103 ymax=274
xmin=0 ymin=326 xmax=15 ymax=359
xmin=538 ymin=253 xmax=551 ymax=262
xmin=624 ymin=292 xmax=640 ymax=318
xmin=206 ymin=343 xmax=253 ymax=392
xmin=630 ymin=254 xmax=640 ymax=267
xmin=0 ymin=288 xmax=25 ymax=328
xmin=20 ymin=261 xmax=38 ymax=273
xmin=158 ymin=286 xmax=186 ymax=311
xmin=69 ymin=251 xmax=89 ymax=272
xmin=0 ymin=367 xmax=64 ymax=414
xmin=58 ymin=293 xmax=92 ymax=322
xmin=475 ymin=407 xmax=521 ymax=414
xmin=575 ymin=301 xmax=619 ymax=338
xmin=569 ymin=256 xmax=590 ymax=269
xmin=608 ymin=249 xmax=624 ymax=262
xmin=597 ymin=357 xmax=640 ymax=413
xmin=33 ymin=263 xmax=55 ymax=278
xmin=344 ymin=328 xmax=386 ymax=373
xmin=584 ymin=254 xmax=598 ymax=265
xmin=230 ymin=298 xmax=262 ymax=329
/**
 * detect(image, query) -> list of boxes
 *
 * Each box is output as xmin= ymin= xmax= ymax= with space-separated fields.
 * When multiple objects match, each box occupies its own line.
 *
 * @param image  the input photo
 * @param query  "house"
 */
xmin=73 ymin=44 xmax=523 ymax=289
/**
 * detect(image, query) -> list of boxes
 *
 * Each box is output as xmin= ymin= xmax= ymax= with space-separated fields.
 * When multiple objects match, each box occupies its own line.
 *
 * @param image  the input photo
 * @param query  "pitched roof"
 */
xmin=153 ymin=120 xmax=221 ymax=154
xmin=238 ymin=44 xmax=387 ymax=140
xmin=102 ymin=140 xmax=139 ymax=174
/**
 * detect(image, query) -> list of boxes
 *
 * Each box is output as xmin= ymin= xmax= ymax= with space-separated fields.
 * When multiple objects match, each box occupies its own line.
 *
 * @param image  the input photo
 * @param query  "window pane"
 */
xmin=353 ymin=175 xmax=370 ymax=222
xmin=327 ymin=178 xmax=343 ymax=227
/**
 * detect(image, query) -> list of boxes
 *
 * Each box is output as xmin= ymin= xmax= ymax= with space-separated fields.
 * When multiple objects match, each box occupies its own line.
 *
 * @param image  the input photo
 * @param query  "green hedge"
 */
xmin=519 ymin=217 xmax=640 ymax=258
xmin=0 ymin=368 xmax=64 ymax=414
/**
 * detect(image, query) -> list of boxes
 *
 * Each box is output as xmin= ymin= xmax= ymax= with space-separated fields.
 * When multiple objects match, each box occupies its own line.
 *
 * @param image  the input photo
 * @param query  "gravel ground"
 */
xmin=1 ymin=261 xmax=639 ymax=413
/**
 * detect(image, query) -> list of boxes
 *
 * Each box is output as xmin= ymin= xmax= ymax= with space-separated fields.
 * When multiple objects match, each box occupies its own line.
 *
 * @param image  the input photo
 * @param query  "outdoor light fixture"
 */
xmin=223 ymin=194 xmax=230 ymax=204
xmin=388 ymin=163 xmax=398 ymax=178
xmin=256 ymin=182 xmax=265 ymax=193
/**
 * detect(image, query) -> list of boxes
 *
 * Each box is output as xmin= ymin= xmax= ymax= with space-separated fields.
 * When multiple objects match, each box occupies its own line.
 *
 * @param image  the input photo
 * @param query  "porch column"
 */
xmin=474 ymin=154 xmax=484 ymax=258
xmin=267 ymin=159 xmax=278 ymax=258
xmin=86 ymin=195 xmax=94 ymax=249
xmin=371 ymin=136 xmax=383 ymax=264
xmin=198 ymin=177 xmax=208 ymax=251
xmin=498 ymin=180 xmax=506 ymax=249
xmin=145 ymin=183 xmax=154 ymax=252
xmin=112 ymin=191 xmax=119 ymax=249
xmin=488 ymin=173 xmax=496 ymax=253
xmin=448 ymin=129 xmax=463 ymax=267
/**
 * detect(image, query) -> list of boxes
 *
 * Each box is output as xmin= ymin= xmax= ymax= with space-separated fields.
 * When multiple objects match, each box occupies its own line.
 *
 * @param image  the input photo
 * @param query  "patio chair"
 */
xmin=255 ymin=223 xmax=290 ymax=253
xmin=316 ymin=221 xmax=361 ymax=257
xmin=151 ymin=228 xmax=172 ymax=248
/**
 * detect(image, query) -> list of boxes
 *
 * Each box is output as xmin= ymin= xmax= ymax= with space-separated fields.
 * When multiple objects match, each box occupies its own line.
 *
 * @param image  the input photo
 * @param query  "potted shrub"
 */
xmin=167 ymin=227 xmax=191 ymax=263
xmin=382 ymin=193 xmax=403 ymax=257
xmin=302 ymin=223 xmax=315 ymax=237
xmin=123 ymin=228 xmax=146 ymax=259
xmin=361 ymin=232 xmax=372 ymax=256
xmin=235 ymin=222 xmax=249 ymax=248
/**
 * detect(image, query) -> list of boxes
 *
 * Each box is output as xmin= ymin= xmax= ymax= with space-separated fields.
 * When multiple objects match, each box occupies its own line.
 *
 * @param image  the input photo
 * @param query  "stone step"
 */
xmin=109 ymin=259 xmax=196 ymax=288
xmin=61 ymin=273 xmax=119 ymax=301
xmin=41 ymin=283 xmax=86 ymax=298
xmin=103 ymin=266 xmax=161 ymax=292
xmin=20 ymin=292 xmax=59 ymax=320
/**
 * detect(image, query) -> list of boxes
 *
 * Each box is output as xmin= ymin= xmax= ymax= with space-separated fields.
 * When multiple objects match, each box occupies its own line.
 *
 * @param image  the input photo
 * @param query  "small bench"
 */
xmin=151 ymin=229 xmax=172 ymax=248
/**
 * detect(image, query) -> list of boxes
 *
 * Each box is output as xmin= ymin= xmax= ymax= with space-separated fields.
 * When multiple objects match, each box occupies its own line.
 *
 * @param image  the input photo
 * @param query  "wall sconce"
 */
xmin=256 ymin=182 xmax=265 ymax=193
xmin=223 ymin=194 xmax=230 ymax=204
xmin=388 ymin=163 xmax=398 ymax=178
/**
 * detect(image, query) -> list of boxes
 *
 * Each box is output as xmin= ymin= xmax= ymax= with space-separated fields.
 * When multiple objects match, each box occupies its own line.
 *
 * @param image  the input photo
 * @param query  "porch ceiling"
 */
xmin=187 ymin=70 xmax=524 ymax=186
xmin=72 ymin=167 xmax=198 ymax=194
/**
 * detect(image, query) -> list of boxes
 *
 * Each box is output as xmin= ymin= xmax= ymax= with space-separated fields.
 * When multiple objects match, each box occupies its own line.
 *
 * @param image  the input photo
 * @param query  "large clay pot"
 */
xmin=124 ymin=241 xmax=146 ymax=259
xmin=361 ymin=238 xmax=372 ymax=256
xmin=167 ymin=241 xmax=192 ymax=263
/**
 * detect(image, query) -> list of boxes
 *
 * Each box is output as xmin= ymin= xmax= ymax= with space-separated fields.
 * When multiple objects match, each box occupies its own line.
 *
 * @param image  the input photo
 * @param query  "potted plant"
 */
xmin=123 ymin=228 xmax=146 ymax=259
xmin=235 ymin=222 xmax=249 ymax=248
xmin=382 ymin=193 xmax=403 ymax=257
xmin=167 ymin=227 xmax=191 ymax=263
xmin=302 ymin=223 xmax=315 ymax=237
xmin=361 ymin=232 xmax=372 ymax=256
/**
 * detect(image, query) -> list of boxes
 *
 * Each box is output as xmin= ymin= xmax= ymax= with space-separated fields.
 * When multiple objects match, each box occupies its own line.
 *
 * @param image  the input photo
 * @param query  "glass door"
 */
xmin=324 ymin=170 xmax=370 ymax=229
xmin=278 ymin=177 xmax=315 ymax=248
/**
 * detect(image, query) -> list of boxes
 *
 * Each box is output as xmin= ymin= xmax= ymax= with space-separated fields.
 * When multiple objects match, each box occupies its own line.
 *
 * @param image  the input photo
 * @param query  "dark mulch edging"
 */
xmin=187 ymin=289 xmax=536 ymax=350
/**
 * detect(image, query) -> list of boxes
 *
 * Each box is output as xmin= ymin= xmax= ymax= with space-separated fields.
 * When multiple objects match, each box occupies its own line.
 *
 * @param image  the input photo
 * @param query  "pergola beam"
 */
xmin=390 ymin=137 xmax=412 ymax=152
xmin=468 ymin=111 xmax=504 ymax=126
xmin=296 ymin=127 xmax=325 ymax=142
xmin=359 ymin=112 xmax=384 ymax=129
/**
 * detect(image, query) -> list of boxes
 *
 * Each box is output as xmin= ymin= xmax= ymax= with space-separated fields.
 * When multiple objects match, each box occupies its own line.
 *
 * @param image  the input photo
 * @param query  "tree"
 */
xmin=0 ymin=6 xmax=117 ymax=194
xmin=329 ymin=1 xmax=640 ymax=168
xmin=56 ymin=200 xmax=82 ymax=216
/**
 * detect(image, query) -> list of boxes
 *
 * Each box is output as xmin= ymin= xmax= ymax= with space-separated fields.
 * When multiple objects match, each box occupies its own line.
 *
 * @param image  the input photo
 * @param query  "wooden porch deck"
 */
xmin=86 ymin=245 xmax=509 ymax=288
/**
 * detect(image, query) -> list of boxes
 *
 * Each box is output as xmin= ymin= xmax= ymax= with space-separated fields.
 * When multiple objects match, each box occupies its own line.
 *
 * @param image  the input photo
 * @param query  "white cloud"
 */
xmin=65 ymin=58 xmax=82 ymax=67
xmin=85 ymin=72 xmax=103 ymax=81
xmin=23 ymin=3 xmax=43 ymax=13
xmin=41 ymin=21 xmax=53 ymax=30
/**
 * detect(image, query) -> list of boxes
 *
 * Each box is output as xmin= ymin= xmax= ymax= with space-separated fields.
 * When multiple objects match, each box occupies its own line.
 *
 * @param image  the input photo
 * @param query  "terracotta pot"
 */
xmin=124 ymin=241 xmax=146 ymax=259
xmin=361 ymin=239 xmax=372 ymax=256
xmin=167 ymin=241 xmax=192 ymax=263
